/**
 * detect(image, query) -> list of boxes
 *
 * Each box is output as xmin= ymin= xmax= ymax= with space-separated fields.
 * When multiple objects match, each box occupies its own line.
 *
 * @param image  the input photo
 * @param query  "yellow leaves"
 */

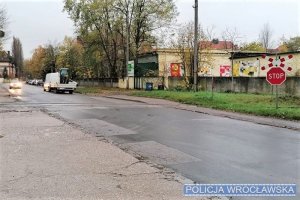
xmin=25 ymin=46 xmax=47 ymax=78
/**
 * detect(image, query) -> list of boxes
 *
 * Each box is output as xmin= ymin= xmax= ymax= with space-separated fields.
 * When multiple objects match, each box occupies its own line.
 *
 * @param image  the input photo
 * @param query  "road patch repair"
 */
xmin=0 ymin=106 xmax=225 ymax=199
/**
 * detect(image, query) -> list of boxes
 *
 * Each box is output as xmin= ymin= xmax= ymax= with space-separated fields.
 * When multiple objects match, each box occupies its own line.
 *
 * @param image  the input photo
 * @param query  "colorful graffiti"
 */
xmin=233 ymin=60 xmax=259 ymax=77
xmin=199 ymin=66 xmax=212 ymax=76
xmin=170 ymin=63 xmax=184 ymax=77
xmin=220 ymin=65 xmax=231 ymax=77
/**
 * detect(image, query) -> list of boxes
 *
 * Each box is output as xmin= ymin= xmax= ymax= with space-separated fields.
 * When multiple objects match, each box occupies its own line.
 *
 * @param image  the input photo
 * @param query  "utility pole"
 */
xmin=193 ymin=0 xmax=199 ymax=92
xmin=231 ymin=51 xmax=234 ymax=91
xmin=125 ymin=1 xmax=130 ymax=89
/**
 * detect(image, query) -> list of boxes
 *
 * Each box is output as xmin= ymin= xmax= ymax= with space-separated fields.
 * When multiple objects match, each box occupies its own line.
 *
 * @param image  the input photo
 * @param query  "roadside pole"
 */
xmin=125 ymin=2 xmax=130 ymax=89
xmin=276 ymin=85 xmax=278 ymax=109
xmin=264 ymin=54 xmax=289 ymax=110
xmin=193 ymin=0 xmax=198 ymax=92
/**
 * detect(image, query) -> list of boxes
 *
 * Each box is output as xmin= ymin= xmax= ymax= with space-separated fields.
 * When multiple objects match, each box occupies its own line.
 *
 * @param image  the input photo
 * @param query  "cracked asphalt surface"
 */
xmin=1 ymin=85 xmax=218 ymax=200
xmin=1 ymin=84 xmax=299 ymax=200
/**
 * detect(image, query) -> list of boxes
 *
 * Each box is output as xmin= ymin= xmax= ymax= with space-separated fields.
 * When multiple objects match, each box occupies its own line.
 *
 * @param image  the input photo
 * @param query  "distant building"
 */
xmin=199 ymin=40 xmax=238 ymax=50
xmin=119 ymin=46 xmax=300 ymax=89
xmin=0 ymin=51 xmax=15 ymax=79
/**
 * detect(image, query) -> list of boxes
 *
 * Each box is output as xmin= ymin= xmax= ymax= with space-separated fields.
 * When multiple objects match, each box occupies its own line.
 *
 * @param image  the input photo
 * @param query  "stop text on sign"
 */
xmin=268 ymin=72 xmax=285 ymax=79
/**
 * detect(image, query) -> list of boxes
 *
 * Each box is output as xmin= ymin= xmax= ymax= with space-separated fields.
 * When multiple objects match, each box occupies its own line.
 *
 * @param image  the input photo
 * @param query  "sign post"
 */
xmin=262 ymin=54 xmax=293 ymax=109
xmin=266 ymin=61 xmax=286 ymax=109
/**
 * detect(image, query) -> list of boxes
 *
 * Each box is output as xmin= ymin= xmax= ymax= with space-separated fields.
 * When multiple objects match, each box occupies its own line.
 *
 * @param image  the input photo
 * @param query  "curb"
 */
xmin=103 ymin=95 xmax=300 ymax=131
xmin=103 ymin=95 xmax=148 ymax=104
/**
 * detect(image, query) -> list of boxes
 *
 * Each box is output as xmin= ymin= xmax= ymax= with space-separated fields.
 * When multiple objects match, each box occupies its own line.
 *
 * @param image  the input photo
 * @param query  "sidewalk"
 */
xmin=104 ymin=95 xmax=300 ymax=131
xmin=0 ymin=83 xmax=20 ymax=103
xmin=0 ymin=83 xmax=13 ymax=103
xmin=0 ymin=105 xmax=223 ymax=200
xmin=0 ymin=83 xmax=8 ymax=96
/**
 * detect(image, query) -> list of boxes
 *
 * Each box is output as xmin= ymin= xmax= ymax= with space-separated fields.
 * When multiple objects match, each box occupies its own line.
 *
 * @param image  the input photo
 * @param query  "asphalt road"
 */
xmin=3 ymin=84 xmax=299 ymax=200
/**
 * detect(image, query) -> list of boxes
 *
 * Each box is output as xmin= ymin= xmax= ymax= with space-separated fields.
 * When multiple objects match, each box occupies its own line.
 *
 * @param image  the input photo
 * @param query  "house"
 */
xmin=0 ymin=51 xmax=15 ymax=81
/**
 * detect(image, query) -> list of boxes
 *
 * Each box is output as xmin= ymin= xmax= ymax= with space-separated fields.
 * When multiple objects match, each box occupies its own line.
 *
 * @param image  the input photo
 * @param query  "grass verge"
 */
xmin=131 ymin=90 xmax=300 ymax=120
xmin=76 ymin=86 xmax=134 ymax=96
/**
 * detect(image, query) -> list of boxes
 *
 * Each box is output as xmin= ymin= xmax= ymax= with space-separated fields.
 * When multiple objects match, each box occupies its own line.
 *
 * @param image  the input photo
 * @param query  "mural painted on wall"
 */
xmin=220 ymin=65 xmax=231 ymax=77
xmin=199 ymin=66 xmax=212 ymax=76
xmin=169 ymin=63 xmax=184 ymax=77
xmin=233 ymin=60 xmax=259 ymax=77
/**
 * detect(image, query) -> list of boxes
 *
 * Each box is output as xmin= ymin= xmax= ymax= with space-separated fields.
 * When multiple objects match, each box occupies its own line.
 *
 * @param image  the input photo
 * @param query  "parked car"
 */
xmin=37 ymin=80 xmax=44 ymax=86
xmin=28 ymin=79 xmax=35 ymax=85
xmin=9 ymin=79 xmax=22 ymax=89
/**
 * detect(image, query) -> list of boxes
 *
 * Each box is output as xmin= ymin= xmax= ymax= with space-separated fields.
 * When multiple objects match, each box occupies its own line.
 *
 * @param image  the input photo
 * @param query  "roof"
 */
xmin=199 ymin=41 xmax=237 ymax=50
xmin=0 ymin=51 xmax=11 ymax=63
xmin=231 ymin=51 xmax=300 ymax=59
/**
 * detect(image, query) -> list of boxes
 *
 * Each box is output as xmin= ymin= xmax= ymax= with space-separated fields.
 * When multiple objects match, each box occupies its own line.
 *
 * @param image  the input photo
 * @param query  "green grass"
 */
xmin=131 ymin=90 xmax=300 ymax=120
xmin=76 ymin=86 xmax=104 ymax=94
xmin=75 ymin=86 xmax=134 ymax=95
xmin=75 ymin=86 xmax=300 ymax=120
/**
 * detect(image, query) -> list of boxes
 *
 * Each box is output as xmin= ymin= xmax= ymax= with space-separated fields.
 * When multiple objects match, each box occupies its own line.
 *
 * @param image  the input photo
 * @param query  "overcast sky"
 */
xmin=1 ymin=0 xmax=300 ymax=59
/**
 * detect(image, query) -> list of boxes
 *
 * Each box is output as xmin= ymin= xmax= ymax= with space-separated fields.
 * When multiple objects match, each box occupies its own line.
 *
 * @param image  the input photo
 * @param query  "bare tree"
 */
xmin=222 ymin=27 xmax=240 ymax=51
xmin=171 ymin=22 xmax=214 ymax=90
xmin=0 ymin=4 xmax=8 ymax=48
xmin=222 ymin=27 xmax=241 ymax=91
xmin=12 ymin=37 xmax=24 ymax=78
xmin=259 ymin=23 xmax=273 ymax=52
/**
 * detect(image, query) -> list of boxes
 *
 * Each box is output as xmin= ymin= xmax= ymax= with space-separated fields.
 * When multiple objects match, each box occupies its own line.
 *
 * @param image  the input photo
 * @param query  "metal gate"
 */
xmin=134 ymin=77 xmax=143 ymax=89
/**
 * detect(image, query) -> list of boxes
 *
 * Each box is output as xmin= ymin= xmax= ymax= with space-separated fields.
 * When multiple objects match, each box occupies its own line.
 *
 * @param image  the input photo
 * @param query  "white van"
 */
xmin=43 ymin=68 xmax=77 ymax=94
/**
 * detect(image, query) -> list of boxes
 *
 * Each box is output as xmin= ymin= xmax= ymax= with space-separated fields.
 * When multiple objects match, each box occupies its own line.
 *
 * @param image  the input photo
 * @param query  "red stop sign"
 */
xmin=266 ymin=67 xmax=286 ymax=85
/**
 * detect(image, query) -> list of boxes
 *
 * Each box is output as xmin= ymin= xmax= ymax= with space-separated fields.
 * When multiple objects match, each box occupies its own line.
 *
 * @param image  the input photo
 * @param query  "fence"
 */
xmin=168 ymin=77 xmax=300 ymax=96
xmin=77 ymin=78 xmax=119 ymax=88
xmin=76 ymin=76 xmax=300 ymax=96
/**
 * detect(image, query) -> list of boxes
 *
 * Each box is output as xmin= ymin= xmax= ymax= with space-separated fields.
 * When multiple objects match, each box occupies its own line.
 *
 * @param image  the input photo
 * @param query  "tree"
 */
xmin=259 ymin=23 xmax=273 ymax=52
xmin=171 ymin=22 xmax=214 ymax=90
xmin=222 ymin=27 xmax=240 ymax=51
xmin=63 ymin=0 xmax=177 ymax=78
xmin=56 ymin=36 xmax=84 ymax=79
xmin=11 ymin=37 xmax=24 ymax=78
xmin=25 ymin=46 xmax=46 ymax=79
xmin=240 ymin=42 xmax=264 ymax=52
xmin=0 ymin=5 xmax=8 ymax=49
xmin=222 ymin=27 xmax=241 ymax=91
xmin=285 ymin=36 xmax=300 ymax=52
xmin=40 ymin=43 xmax=60 ymax=79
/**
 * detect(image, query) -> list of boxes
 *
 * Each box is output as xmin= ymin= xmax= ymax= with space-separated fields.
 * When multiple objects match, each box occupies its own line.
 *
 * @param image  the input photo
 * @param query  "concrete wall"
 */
xmin=78 ymin=79 xmax=118 ymax=88
xmin=118 ymin=77 xmax=134 ymax=89
xmin=168 ymin=76 xmax=300 ymax=96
